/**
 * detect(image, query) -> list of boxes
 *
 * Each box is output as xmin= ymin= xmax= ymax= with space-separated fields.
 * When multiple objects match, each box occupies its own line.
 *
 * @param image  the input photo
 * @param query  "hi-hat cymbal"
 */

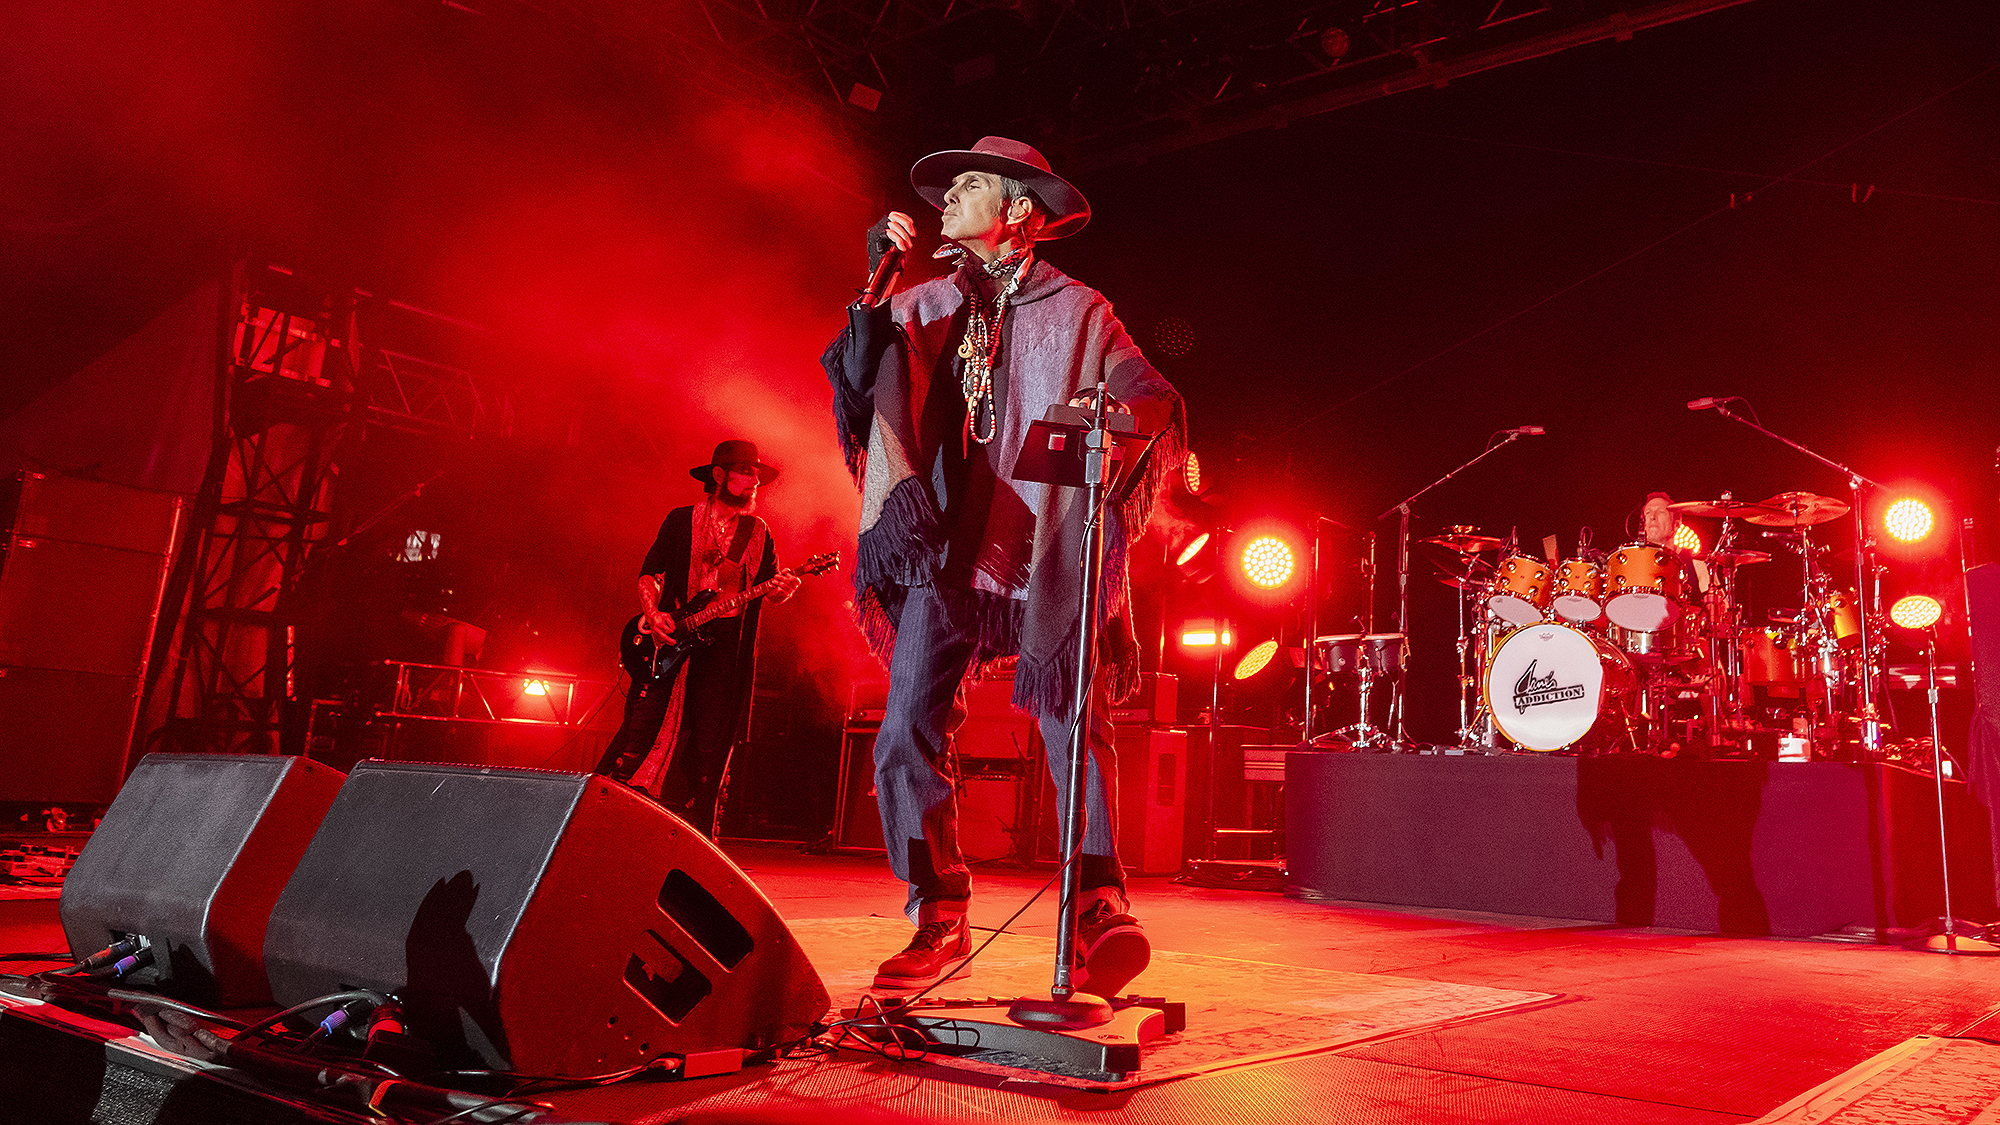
xmin=1669 ymin=499 xmax=1780 ymax=520
xmin=1706 ymin=547 xmax=1772 ymax=566
xmin=1746 ymin=491 xmax=1851 ymax=527
xmin=1421 ymin=532 xmax=1504 ymax=553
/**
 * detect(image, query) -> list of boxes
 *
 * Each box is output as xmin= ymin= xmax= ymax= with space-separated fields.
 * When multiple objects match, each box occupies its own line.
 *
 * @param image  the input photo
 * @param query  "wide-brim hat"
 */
xmin=690 ymin=439 xmax=779 ymax=485
xmin=910 ymin=136 xmax=1090 ymax=240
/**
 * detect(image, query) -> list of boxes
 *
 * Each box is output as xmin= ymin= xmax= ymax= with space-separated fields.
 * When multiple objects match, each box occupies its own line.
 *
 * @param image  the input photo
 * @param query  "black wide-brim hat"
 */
xmin=690 ymin=439 xmax=779 ymax=485
xmin=910 ymin=136 xmax=1091 ymax=240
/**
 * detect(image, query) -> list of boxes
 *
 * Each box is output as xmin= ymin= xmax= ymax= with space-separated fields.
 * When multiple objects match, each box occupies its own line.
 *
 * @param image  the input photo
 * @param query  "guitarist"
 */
xmin=594 ymin=440 xmax=800 ymax=836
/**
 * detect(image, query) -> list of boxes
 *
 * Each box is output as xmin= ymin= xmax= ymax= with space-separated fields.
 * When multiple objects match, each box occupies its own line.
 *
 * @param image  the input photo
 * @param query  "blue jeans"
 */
xmin=874 ymin=583 xmax=1124 ymax=914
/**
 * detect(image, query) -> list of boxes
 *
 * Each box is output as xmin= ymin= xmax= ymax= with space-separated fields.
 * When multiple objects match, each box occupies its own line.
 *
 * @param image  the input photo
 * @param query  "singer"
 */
xmin=822 ymin=137 xmax=1184 ymax=993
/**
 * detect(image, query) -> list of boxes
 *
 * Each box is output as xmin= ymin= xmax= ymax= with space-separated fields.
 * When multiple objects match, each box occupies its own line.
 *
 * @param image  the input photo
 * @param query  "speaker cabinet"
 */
xmin=1031 ymin=726 xmax=1187 ymax=875
xmin=0 ymin=472 xmax=182 ymax=803
xmin=263 ymin=761 xmax=829 ymax=1076
xmin=58 ymin=753 xmax=346 ymax=1005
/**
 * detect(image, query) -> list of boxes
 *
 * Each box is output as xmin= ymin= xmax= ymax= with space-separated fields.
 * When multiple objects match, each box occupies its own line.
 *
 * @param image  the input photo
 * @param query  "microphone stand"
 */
xmin=867 ymin=388 xmax=1183 ymax=1075
xmin=1377 ymin=432 xmax=1533 ymax=748
xmin=1706 ymin=402 xmax=1886 ymax=751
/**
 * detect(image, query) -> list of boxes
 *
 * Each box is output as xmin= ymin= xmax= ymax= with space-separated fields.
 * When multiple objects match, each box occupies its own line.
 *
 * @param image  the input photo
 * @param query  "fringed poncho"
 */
xmin=823 ymin=256 xmax=1185 ymax=720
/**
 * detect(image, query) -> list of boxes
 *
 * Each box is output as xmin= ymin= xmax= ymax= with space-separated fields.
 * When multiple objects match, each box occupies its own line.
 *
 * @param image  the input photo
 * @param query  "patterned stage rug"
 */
xmin=1749 ymin=1035 xmax=2000 ymax=1124
xmin=787 ymin=915 xmax=1556 ymax=1091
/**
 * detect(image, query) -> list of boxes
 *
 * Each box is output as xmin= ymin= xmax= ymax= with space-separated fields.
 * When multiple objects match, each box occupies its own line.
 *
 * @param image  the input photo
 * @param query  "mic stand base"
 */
xmin=1908 ymin=924 xmax=2000 ymax=956
xmin=1009 ymin=993 xmax=1114 ymax=1028
xmin=852 ymin=995 xmax=1184 ymax=1077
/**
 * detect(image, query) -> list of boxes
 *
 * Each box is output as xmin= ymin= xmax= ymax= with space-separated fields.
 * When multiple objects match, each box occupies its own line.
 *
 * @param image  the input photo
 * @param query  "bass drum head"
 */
xmin=1484 ymin=622 xmax=1614 ymax=752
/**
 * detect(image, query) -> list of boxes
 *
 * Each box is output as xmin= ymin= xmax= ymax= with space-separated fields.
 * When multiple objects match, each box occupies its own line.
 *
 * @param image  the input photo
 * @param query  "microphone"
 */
xmin=1513 ymin=425 xmax=1546 ymax=435
xmin=860 ymin=245 xmax=905 ymax=307
xmin=1687 ymin=397 xmax=1728 ymax=411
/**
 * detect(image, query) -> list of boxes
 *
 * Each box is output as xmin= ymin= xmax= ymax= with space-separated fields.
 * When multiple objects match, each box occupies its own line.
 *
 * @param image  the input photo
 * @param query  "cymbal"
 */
xmin=1705 ymin=547 xmax=1772 ymax=566
xmin=1668 ymin=499 xmax=1780 ymax=520
xmin=1746 ymin=491 xmax=1851 ymax=527
xmin=1421 ymin=532 xmax=1503 ymax=553
xmin=1437 ymin=573 xmax=1493 ymax=590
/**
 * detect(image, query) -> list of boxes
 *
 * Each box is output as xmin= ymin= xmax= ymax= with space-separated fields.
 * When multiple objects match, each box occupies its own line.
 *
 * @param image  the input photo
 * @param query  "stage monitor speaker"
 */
xmin=263 ymin=761 xmax=830 ymax=1076
xmin=58 ymin=753 xmax=346 ymax=1006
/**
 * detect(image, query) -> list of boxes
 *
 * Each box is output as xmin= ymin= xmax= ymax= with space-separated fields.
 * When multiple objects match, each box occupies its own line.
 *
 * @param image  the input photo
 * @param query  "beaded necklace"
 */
xmin=955 ymin=247 xmax=1033 ymax=446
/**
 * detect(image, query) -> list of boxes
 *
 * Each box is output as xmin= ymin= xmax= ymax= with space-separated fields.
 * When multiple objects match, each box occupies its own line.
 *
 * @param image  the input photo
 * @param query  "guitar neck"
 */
xmin=681 ymin=572 xmax=788 ymax=629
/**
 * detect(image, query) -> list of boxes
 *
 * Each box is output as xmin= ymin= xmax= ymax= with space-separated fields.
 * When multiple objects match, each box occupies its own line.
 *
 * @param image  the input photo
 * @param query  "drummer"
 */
xmin=1641 ymin=492 xmax=1709 ymax=593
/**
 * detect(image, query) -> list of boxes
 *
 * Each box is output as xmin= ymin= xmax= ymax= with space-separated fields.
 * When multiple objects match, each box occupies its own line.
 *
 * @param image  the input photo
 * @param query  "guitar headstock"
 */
xmin=797 ymin=551 xmax=841 ymax=577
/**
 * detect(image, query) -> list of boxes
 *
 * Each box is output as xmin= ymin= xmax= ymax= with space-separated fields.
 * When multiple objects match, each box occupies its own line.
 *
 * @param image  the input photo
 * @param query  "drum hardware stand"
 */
xmin=1302 ymin=515 xmax=1375 ymax=745
xmin=912 ymin=390 xmax=1180 ymax=1066
xmin=1381 ymin=429 xmax=1540 ymax=749
xmin=1707 ymin=401 xmax=1886 ymax=750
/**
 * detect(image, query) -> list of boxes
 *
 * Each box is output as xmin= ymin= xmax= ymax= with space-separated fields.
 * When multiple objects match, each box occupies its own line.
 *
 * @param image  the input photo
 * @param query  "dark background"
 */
xmin=3 ymin=0 xmax=1995 ymax=819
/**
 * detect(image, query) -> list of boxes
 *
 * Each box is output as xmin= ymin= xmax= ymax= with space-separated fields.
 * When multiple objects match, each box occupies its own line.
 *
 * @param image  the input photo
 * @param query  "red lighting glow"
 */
xmin=1674 ymin=524 xmax=1702 ymax=554
xmin=1176 ymin=531 xmax=1212 ymax=568
xmin=1240 ymin=536 xmax=1296 ymax=589
xmin=1233 ymin=640 xmax=1279 ymax=680
xmin=1180 ymin=620 xmax=1234 ymax=649
xmin=1182 ymin=451 xmax=1203 ymax=495
xmin=1884 ymin=498 xmax=1935 ymax=544
xmin=523 ymin=679 xmax=549 ymax=696
xmin=1889 ymin=595 xmax=1942 ymax=630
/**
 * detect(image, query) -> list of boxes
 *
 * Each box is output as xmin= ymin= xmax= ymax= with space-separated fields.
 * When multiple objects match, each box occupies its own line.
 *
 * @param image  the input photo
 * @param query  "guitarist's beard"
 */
xmin=714 ymin=482 xmax=758 ymax=514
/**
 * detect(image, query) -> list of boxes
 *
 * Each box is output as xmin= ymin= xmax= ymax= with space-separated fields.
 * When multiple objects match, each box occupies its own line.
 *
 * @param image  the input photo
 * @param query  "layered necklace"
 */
xmin=955 ymin=247 xmax=1033 ymax=446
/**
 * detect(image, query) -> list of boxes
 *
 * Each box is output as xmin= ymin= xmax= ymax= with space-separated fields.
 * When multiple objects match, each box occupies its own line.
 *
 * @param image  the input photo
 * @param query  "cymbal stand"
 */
xmin=1381 ymin=432 xmax=1534 ymax=748
xmin=1452 ymin=566 xmax=1496 ymax=750
xmin=1708 ymin=402 xmax=1885 ymax=750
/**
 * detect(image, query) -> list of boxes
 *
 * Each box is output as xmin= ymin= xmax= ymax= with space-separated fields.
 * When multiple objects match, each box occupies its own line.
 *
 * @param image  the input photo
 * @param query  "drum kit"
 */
xmin=1408 ymin=489 xmax=1877 ymax=756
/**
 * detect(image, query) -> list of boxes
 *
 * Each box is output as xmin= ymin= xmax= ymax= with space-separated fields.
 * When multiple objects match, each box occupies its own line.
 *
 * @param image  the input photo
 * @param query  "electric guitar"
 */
xmin=619 ymin=551 xmax=840 ymax=682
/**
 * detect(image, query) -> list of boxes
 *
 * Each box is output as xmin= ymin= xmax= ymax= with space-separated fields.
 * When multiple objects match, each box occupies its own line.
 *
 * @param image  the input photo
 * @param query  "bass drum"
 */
xmin=1484 ymin=621 xmax=1636 ymax=752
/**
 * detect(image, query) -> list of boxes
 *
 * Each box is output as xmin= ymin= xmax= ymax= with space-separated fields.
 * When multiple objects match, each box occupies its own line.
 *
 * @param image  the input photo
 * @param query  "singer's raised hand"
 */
xmin=868 ymin=212 xmax=916 ymax=272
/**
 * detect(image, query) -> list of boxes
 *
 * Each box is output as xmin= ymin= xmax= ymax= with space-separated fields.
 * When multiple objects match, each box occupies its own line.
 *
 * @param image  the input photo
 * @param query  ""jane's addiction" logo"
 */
xmin=1512 ymin=659 xmax=1586 ymax=713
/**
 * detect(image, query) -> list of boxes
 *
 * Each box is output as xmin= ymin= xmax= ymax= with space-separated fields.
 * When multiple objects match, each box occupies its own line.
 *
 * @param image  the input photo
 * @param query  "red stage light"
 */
xmin=1182 ymin=450 xmax=1203 ymax=496
xmin=1240 ymin=536 xmax=1295 ymax=589
xmin=1180 ymin=619 xmax=1233 ymax=649
xmin=1674 ymin=524 xmax=1702 ymax=554
xmin=1890 ymin=595 xmax=1942 ymax=630
xmin=1233 ymin=640 xmax=1278 ymax=680
xmin=523 ymin=679 xmax=549 ymax=696
xmin=1884 ymin=498 xmax=1934 ymax=544
xmin=1176 ymin=531 xmax=1212 ymax=569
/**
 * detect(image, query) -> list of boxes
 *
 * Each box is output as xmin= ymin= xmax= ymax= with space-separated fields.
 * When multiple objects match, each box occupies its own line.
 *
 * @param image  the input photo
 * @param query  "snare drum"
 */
xmin=1483 ymin=621 xmax=1635 ymax=752
xmin=1604 ymin=543 xmax=1684 ymax=631
xmin=1606 ymin=620 xmax=1684 ymax=660
xmin=1488 ymin=553 xmax=1554 ymax=626
xmin=1550 ymin=558 xmax=1605 ymax=624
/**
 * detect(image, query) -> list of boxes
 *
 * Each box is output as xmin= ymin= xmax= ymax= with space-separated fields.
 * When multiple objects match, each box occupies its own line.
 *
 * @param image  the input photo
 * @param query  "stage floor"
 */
xmin=7 ymin=842 xmax=2000 ymax=1123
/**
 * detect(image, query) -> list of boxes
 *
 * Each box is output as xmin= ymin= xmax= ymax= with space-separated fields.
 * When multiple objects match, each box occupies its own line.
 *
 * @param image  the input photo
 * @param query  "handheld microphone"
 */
xmin=1514 ymin=425 xmax=1546 ymax=435
xmin=1687 ymin=397 xmax=1727 ymax=411
xmin=860 ymin=245 xmax=905 ymax=307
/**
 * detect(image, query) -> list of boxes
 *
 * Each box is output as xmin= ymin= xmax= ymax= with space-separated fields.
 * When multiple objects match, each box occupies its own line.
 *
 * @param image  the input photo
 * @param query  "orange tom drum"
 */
xmin=1550 ymin=558 xmax=1605 ymax=624
xmin=1604 ymin=543 xmax=1683 ymax=631
xmin=1487 ymin=554 xmax=1554 ymax=626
